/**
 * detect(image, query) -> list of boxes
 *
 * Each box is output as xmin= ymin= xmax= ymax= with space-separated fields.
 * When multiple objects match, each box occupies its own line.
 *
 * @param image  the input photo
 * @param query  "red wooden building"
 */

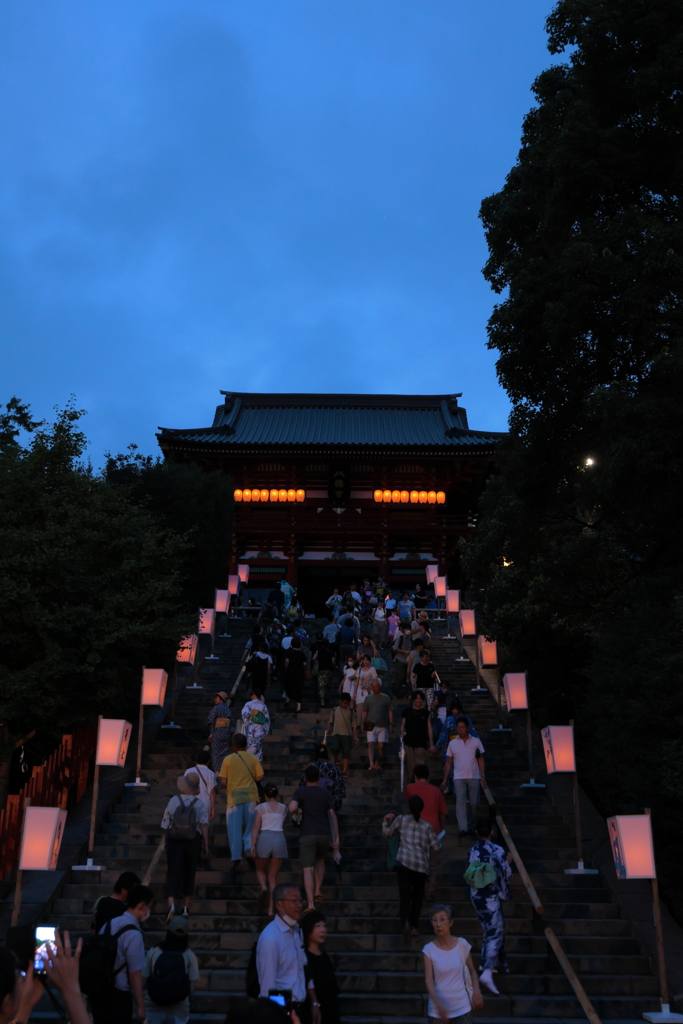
xmin=157 ymin=392 xmax=504 ymax=610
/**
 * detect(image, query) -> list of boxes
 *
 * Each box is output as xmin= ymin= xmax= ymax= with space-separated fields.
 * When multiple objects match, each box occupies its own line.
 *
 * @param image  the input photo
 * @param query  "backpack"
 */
xmin=147 ymin=949 xmax=191 ymax=1006
xmin=463 ymin=859 xmax=498 ymax=889
xmin=340 ymin=624 xmax=356 ymax=644
xmin=168 ymin=796 xmax=198 ymax=840
xmin=78 ymin=920 xmax=137 ymax=996
xmin=246 ymin=941 xmax=260 ymax=997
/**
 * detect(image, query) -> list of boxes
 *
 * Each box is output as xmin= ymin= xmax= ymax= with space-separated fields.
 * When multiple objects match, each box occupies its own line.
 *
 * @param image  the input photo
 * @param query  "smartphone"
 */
xmin=34 ymin=926 xmax=57 ymax=974
xmin=268 ymin=988 xmax=293 ymax=1012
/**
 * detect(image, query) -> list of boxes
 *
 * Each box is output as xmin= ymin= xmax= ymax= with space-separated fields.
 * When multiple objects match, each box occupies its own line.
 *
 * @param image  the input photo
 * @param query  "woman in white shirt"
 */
xmin=423 ymin=903 xmax=483 ymax=1024
xmin=356 ymin=655 xmax=378 ymax=709
xmin=371 ymin=600 xmax=388 ymax=649
xmin=339 ymin=658 xmax=359 ymax=706
xmin=251 ymin=782 xmax=288 ymax=916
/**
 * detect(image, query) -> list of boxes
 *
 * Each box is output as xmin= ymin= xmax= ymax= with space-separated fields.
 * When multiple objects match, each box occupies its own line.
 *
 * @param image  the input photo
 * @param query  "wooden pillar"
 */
xmin=379 ymin=532 xmax=388 ymax=578
xmin=229 ymin=530 xmax=238 ymax=575
xmin=287 ymin=532 xmax=298 ymax=587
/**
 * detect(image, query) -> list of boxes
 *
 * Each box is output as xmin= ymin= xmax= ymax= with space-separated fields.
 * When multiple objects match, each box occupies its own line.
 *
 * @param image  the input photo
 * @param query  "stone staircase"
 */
xmin=47 ymin=619 xmax=660 ymax=1021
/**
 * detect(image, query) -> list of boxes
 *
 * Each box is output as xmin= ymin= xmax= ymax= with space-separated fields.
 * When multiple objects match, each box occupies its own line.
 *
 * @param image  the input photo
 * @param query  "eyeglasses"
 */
xmin=281 ymin=896 xmax=303 ymax=905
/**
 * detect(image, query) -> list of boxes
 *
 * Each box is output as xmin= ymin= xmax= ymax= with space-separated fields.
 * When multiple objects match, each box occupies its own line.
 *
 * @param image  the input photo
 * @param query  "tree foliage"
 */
xmin=464 ymin=0 xmax=683 ymax=915
xmin=0 ymin=400 xmax=196 ymax=751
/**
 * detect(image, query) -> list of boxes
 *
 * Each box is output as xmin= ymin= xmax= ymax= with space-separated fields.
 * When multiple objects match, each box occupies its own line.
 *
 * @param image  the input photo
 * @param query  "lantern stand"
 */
xmin=642 ymin=809 xmax=683 ymax=1023
xmin=520 ymin=711 xmax=545 ymax=789
xmin=73 ymin=716 xmax=106 ymax=870
xmin=125 ymin=669 xmax=150 ymax=789
xmin=205 ymin=609 xmax=219 ymax=662
xmin=491 ymin=670 xmax=511 ymax=732
xmin=472 ymin=639 xmax=487 ymax=694
xmin=10 ymin=798 xmax=30 ymax=927
xmin=161 ymin=662 xmax=181 ymax=730
xmin=444 ymin=590 xmax=460 ymax=640
xmin=564 ymin=720 xmax=598 ymax=875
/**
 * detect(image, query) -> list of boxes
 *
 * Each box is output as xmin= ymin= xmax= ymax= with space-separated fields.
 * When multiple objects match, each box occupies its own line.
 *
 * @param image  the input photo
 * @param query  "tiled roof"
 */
xmin=158 ymin=392 xmax=506 ymax=450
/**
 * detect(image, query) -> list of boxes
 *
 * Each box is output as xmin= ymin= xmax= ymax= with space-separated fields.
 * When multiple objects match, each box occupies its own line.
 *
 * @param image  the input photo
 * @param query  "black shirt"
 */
xmin=412 ymin=663 xmax=437 ymax=691
xmin=402 ymin=706 xmax=430 ymax=748
xmin=91 ymin=895 xmax=127 ymax=933
xmin=305 ymin=948 xmax=340 ymax=1024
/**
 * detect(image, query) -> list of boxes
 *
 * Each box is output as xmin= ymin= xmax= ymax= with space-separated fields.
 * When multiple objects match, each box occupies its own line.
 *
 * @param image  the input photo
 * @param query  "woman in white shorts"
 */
xmin=251 ymin=782 xmax=288 ymax=916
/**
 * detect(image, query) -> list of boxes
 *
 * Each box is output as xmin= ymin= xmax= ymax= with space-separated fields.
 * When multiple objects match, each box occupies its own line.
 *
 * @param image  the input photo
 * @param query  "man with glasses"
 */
xmin=256 ymin=883 xmax=321 ymax=1023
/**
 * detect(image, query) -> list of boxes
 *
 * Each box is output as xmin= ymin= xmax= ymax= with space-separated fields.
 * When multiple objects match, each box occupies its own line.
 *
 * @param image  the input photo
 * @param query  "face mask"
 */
xmin=282 ymin=913 xmax=298 ymax=927
xmin=141 ymin=908 xmax=151 ymax=922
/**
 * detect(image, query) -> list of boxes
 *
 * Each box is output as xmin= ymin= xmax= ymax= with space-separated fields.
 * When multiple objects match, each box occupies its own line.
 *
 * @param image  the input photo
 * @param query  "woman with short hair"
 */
xmin=423 ymin=904 xmax=483 ymax=1024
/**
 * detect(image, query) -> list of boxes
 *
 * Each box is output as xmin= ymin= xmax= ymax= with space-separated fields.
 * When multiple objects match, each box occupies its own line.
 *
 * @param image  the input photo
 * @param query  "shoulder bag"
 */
xmin=235 ymin=751 xmax=265 ymax=803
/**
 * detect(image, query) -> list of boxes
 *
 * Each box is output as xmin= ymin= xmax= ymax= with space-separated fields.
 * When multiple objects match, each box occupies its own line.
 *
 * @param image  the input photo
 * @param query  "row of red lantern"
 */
xmin=374 ymin=489 xmax=445 ymax=505
xmin=234 ymin=488 xmax=305 ymax=503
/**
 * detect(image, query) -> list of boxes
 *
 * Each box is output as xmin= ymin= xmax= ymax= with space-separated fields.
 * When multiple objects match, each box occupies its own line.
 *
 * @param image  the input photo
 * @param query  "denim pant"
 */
xmin=471 ymin=889 xmax=508 ymax=971
xmin=454 ymin=778 xmax=480 ymax=832
xmin=226 ymin=801 xmax=256 ymax=860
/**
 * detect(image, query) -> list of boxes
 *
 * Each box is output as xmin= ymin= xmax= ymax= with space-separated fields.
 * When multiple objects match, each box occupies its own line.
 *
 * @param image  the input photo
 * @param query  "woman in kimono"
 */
xmin=206 ymin=691 xmax=234 ymax=773
xmin=241 ymin=689 xmax=271 ymax=761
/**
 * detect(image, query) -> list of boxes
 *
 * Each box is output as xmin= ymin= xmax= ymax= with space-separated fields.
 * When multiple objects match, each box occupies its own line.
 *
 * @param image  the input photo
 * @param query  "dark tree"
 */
xmin=464 ymin=0 xmax=683 ymax=916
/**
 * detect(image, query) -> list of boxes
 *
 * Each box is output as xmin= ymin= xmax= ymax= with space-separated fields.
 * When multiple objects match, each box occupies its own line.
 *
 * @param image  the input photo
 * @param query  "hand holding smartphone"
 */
xmin=34 ymin=926 xmax=57 ymax=975
xmin=268 ymin=988 xmax=293 ymax=1013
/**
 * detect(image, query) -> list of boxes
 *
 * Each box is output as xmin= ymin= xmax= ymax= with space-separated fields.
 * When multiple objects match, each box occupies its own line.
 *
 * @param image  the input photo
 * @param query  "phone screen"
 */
xmin=268 ymin=988 xmax=292 ymax=1010
xmin=34 ymin=926 xmax=57 ymax=973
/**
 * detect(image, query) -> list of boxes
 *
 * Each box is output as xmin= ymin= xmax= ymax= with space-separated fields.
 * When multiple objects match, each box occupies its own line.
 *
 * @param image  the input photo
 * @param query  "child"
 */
xmin=339 ymin=657 xmax=359 ymax=707
xmin=387 ymin=611 xmax=400 ymax=639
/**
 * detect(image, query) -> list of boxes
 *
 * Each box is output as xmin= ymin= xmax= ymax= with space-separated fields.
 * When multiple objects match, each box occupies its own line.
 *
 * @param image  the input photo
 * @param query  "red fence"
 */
xmin=0 ymin=721 xmax=96 ymax=880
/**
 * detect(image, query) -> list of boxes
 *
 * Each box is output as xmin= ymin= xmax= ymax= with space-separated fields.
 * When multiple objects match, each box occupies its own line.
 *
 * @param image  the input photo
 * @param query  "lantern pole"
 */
xmin=520 ymin=709 xmax=545 ymax=789
xmin=74 ymin=717 xmax=105 ymax=871
xmin=565 ymin=721 xmax=597 ymax=875
xmin=126 ymin=669 xmax=149 ymax=788
xmin=11 ymin=798 xmax=30 ymax=927
xmin=162 ymin=660 xmax=181 ymax=730
xmin=640 ymin=808 xmax=683 ymax=1022
xmin=491 ymin=670 xmax=511 ymax=732
xmin=472 ymin=638 xmax=486 ymax=693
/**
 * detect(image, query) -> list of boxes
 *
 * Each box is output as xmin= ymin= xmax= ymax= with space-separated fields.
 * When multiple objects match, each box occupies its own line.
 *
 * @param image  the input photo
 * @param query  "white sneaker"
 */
xmin=480 ymin=968 xmax=499 ymax=995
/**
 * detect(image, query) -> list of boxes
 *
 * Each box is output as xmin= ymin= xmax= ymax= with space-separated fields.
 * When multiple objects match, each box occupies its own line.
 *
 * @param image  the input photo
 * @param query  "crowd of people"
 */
xmin=0 ymin=577 xmax=514 ymax=1024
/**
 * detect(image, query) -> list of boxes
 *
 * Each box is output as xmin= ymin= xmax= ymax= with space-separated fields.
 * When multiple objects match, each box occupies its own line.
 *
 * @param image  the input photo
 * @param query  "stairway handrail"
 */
xmin=143 ymin=658 xmax=247 ymax=888
xmin=481 ymin=781 xmax=544 ymax=916
xmin=545 ymin=925 xmax=603 ymax=1024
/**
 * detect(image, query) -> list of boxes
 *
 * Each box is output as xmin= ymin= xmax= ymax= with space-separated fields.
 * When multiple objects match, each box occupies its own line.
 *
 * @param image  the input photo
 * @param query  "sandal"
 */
xmin=314 ymin=893 xmax=324 ymax=903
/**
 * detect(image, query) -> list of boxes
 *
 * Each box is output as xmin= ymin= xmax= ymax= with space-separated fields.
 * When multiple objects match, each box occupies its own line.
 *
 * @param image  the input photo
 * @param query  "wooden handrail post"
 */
xmin=11 ymin=798 xmax=30 ymax=927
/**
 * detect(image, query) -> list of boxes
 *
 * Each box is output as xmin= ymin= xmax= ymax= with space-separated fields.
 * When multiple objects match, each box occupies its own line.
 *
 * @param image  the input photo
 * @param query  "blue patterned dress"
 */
xmin=467 ymin=838 xmax=512 ymax=972
xmin=207 ymin=702 xmax=234 ymax=773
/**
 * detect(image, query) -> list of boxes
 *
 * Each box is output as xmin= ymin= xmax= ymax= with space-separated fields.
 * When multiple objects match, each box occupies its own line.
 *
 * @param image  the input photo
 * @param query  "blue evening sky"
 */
xmin=0 ymin=1 xmax=555 ymax=462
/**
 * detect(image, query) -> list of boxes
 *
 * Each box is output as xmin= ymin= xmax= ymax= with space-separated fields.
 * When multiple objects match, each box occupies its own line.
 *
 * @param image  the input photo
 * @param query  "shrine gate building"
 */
xmin=157 ymin=391 xmax=505 ymax=611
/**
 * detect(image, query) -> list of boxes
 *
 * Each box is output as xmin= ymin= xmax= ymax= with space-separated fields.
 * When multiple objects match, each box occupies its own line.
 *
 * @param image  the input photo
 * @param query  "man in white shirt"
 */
xmin=185 ymin=753 xmax=216 ymax=821
xmin=92 ymin=884 xmax=155 ymax=1024
xmin=257 ymin=883 xmax=321 ymax=1023
xmin=441 ymin=717 xmax=486 ymax=837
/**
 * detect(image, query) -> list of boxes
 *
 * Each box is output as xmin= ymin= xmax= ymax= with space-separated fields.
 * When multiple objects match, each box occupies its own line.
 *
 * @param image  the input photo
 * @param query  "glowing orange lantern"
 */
xmin=96 ymin=719 xmax=133 ymax=766
xmin=251 ymin=488 xmax=260 ymax=502
xmin=234 ymin=489 xmax=243 ymax=502
xmin=419 ymin=491 xmax=428 ymax=504
xmin=503 ymin=672 xmax=528 ymax=711
xmin=238 ymin=564 xmax=249 ymax=584
xmin=243 ymin=488 xmax=252 ymax=502
xmin=607 ymin=815 xmax=656 ymax=879
xmin=446 ymin=589 xmax=460 ymax=614
xmin=279 ymin=488 xmax=287 ymax=502
xmin=383 ymin=489 xmax=391 ymax=502
xmin=459 ymin=609 xmax=476 ymax=636
xmin=270 ymin=488 xmax=279 ymax=502
xmin=19 ymin=807 xmax=67 ymax=871
xmin=391 ymin=490 xmax=400 ymax=503
xmin=198 ymin=608 xmax=215 ymax=635
xmin=400 ymin=490 xmax=409 ymax=503
xmin=426 ymin=564 xmax=439 ymax=585
xmin=478 ymin=636 xmax=498 ymax=668
xmin=436 ymin=491 xmax=446 ymax=504
xmin=260 ymin=488 xmax=269 ymax=502
xmin=434 ymin=576 xmax=447 ymax=598
xmin=228 ymin=575 xmax=240 ymax=595
xmin=215 ymin=589 xmax=229 ymax=613
xmin=176 ymin=634 xmax=198 ymax=664
xmin=428 ymin=490 xmax=437 ymax=504
xmin=296 ymin=489 xmax=305 ymax=502
xmin=374 ymin=489 xmax=383 ymax=503
xmin=542 ymin=725 xmax=576 ymax=773
xmin=142 ymin=668 xmax=168 ymax=707
xmin=287 ymin=488 xmax=296 ymax=502
xmin=410 ymin=490 xmax=419 ymax=503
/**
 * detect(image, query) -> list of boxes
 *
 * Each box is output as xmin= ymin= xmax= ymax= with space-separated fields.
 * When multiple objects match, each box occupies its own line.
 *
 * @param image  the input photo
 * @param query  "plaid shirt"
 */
xmin=382 ymin=813 xmax=440 ymax=874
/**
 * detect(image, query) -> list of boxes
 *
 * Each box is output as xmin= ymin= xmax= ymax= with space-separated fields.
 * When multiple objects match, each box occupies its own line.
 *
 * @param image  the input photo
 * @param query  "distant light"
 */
xmin=585 ymin=458 xmax=595 ymax=466
xmin=502 ymin=558 xmax=513 ymax=567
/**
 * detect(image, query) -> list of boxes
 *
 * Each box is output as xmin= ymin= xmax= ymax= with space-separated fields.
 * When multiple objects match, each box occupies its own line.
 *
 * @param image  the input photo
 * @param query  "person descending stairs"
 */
xmin=48 ymin=616 xmax=663 ymax=1021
